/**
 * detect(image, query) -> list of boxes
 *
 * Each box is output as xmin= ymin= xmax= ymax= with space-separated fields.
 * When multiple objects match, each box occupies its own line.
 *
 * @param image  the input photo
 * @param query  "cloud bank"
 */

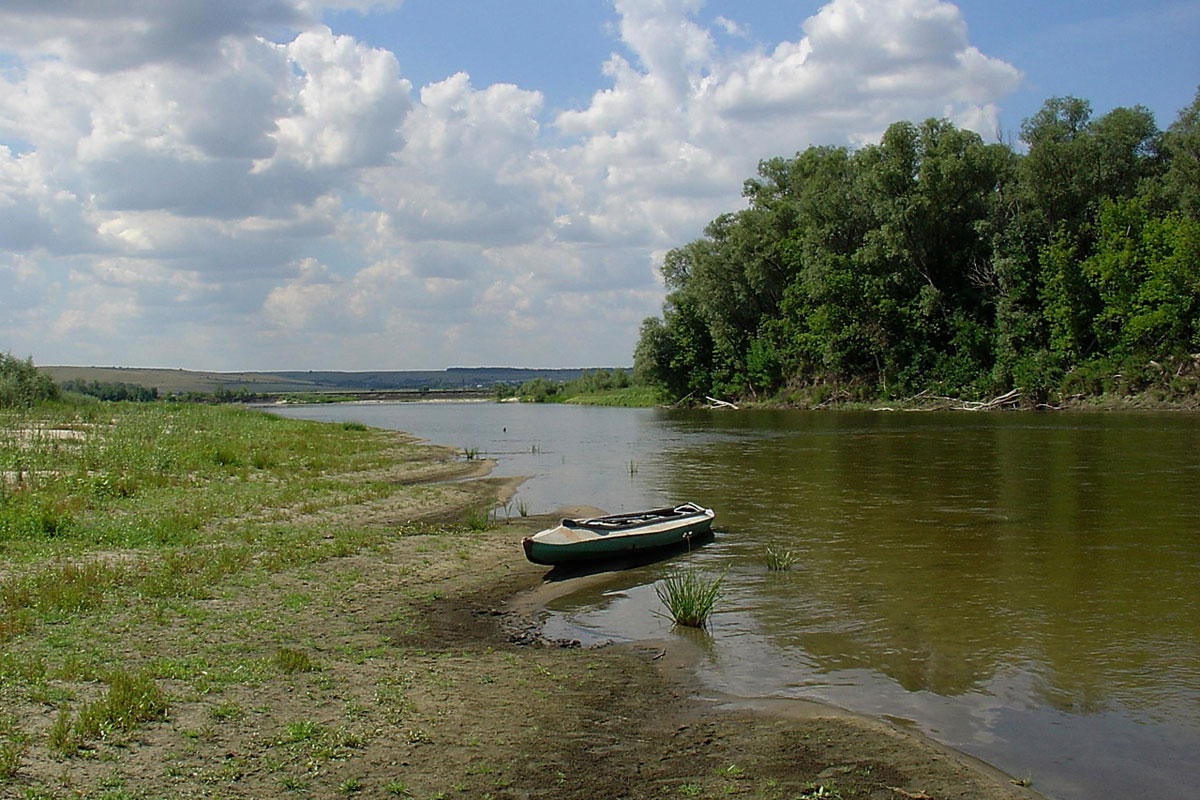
xmin=0 ymin=0 xmax=1020 ymax=369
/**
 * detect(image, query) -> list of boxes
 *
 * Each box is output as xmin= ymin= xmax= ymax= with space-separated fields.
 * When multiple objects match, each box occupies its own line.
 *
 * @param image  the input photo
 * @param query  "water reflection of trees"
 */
xmin=660 ymin=412 xmax=1200 ymax=715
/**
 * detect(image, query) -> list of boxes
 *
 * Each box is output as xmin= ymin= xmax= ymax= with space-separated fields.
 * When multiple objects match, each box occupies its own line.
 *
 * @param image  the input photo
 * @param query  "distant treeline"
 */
xmin=503 ymin=368 xmax=634 ymax=402
xmin=59 ymin=379 xmax=160 ymax=402
xmin=634 ymin=90 xmax=1200 ymax=405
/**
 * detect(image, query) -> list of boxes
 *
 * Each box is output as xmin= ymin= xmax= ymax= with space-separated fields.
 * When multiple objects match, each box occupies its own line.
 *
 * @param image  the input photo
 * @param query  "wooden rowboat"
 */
xmin=521 ymin=502 xmax=714 ymax=566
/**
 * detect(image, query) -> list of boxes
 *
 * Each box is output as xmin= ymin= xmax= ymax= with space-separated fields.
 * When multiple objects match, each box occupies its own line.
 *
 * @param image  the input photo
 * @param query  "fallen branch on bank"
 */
xmin=704 ymin=396 xmax=739 ymax=409
xmin=956 ymin=388 xmax=1021 ymax=411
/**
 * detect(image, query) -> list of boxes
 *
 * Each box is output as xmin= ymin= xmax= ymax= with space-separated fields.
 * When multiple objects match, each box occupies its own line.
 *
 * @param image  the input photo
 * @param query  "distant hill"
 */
xmin=43 ymin=366 xmax=626 ymax=395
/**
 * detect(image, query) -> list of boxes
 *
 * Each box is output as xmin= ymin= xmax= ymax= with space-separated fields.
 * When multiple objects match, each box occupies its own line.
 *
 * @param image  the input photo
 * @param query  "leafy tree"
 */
xmin=634 ymin=92 xmax=1200 ymax=406
xmin=1157 ymin=86 xmax=1200 ymax=220
xmin=0 ymin=354 xmax=60 ymax=408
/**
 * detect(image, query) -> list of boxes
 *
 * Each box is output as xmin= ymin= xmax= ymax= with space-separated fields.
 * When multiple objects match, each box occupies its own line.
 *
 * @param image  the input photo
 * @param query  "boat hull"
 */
xmin=522 ymin=504 xmax=714 ymax=566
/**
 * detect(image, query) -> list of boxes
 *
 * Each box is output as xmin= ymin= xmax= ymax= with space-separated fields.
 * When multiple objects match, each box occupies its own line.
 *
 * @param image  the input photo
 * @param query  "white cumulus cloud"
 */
xmin=0 ymin=0 xmax=1021 ymax=370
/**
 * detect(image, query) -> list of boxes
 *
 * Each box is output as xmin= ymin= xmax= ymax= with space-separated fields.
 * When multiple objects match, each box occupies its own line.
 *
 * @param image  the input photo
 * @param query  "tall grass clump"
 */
xmin=74 ymin=669 xmax=168 ymax=741
xmin=0 ymin=738 xmax=24 ymax=781
xmin=464 ymin=506 xmax=492 ymax=531
xmin=655 ymin=569 xmax=724 ymax=628
xmin=764 ymin=545 xmax=798 ymax=571
xmin=273 ymin=647 xmax=314 ymax=674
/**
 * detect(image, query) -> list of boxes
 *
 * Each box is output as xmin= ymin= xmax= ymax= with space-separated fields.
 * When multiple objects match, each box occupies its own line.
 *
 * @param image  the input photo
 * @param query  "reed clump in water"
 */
xmin=764 ymin=545 xmax=798 ymax=571
xmin=655 ymin=569 xmax=724 ymax=628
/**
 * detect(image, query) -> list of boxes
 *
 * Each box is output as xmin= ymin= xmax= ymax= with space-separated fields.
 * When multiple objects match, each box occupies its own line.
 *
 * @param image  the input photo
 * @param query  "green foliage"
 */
xmin=518 ymin=369 xmax=638 ymax=403
xmin=58 ymin=380 xmax=158 ymax=402
xmin=273 ymin=647 xmax=315 ymax=674
xmin=0 ymin=354 xmax=60 ymax=409
xmin=73 ymin=669 xmax=168 ymax=741
xmin=764 ymin=545 xmax=798 ymax=571
xmin=635 ymin=90 xmax=1200 ymax=406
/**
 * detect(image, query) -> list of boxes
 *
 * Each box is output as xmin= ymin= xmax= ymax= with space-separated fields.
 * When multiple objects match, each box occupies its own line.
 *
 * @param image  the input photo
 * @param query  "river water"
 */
xmin=270 ymin=402 xmax=1200 ymax=800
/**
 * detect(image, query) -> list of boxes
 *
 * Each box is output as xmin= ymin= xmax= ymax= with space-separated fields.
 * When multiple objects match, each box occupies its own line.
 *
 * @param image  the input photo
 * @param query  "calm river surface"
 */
xmin=271 ymin=403 xmax=1200 ymax=800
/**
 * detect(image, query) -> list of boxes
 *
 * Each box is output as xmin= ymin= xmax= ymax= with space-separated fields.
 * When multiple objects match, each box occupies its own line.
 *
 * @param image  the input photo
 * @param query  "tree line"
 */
xmin=634 ymin=90 xmax=1200 ymax=405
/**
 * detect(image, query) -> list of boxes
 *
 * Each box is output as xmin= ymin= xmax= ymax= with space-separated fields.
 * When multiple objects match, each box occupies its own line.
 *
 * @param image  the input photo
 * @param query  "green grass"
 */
xmin=563 ymin=386 xmax=665 ymax=407
xmin=73 ymin=669 xmax=168 ymax=742
xmin=655 ymin=569 xmax=724 ymax=628
xmin=0 ymin=401 xmax=436 ymax=647
xmin=463 ymin=506 xmax=492 ymax=531
xmin=274 ymin=647 xmax=315 ymax=674
xmin=764 ymin=545 xmax=798 ymax=571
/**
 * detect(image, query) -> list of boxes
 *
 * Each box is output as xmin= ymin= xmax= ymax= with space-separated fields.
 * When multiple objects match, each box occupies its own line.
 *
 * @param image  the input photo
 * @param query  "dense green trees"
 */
xmin=515 ymin=369 xmax=633 ymax=402
xmin=0 ymin=354 xmax=60 ymax=408
xmin=635 ymin=89 xmax=1200 ymax=405
xmin=59 ymin=380 xmax=159 ymax=402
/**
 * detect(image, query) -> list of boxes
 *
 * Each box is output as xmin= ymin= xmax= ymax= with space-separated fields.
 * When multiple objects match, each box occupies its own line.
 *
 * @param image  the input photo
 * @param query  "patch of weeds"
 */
xmin=0 ymin=608 xmax=31 ymax=644
xmin=273 ymin=647 xmax=314 ymax=674
xmin=209 ymin=701 xmax=245 ymax=722
xmin=341 ymin=421 xmax=368 ymax=432
xmin=279 ymin=719 xmax=323 ymax=745
xmin=0 ymin=652 xmax=46 ymax=686
xmin=250 ymin=450 xmax=277 ymax=469
xmin=0 ymin=738 xmax=26 ymax=781
xmin=282 ymin=592 xmax=311 ymax=610
xmin=48 ymin=707 xmax=79 ymax=757
xmin=279 ymin=774 xmax=309 ymax=792
xmin=3 ymin=561 xmax=123 ymax=618
xmin=463 ymin=506 xmax=491 ymax=531
xmin=384 ymin=780 xmax=409 ymax=796
xmin=340 ymin=776 xmax=364 ymax=793
xmin=181 ymin=725 xmax=216 ymax=742
xmin=74 ymin=669 xmax=168 ymax=742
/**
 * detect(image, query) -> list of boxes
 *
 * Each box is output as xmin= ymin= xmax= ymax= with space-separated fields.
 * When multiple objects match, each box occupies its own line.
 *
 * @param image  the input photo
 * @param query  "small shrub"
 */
xmin=341 ymin=421 xmax=368 ymax=432
xmin=655 ymin=569 xmax=724 ymax=628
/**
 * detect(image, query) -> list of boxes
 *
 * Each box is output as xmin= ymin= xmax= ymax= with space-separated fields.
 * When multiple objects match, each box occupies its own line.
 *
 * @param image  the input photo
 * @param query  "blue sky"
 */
xmin=0 ymin=0 xmax=1196 ymax=370
xmin=326 ymin=1 xmax=1198 ymax=139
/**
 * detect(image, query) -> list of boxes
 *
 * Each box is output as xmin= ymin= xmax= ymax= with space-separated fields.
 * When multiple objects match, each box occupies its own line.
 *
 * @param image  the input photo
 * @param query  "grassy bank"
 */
xmin=562 ymin=385 xmax=664 ymax=407
xmin=0 ymin=401 xmax=509 ymax=797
